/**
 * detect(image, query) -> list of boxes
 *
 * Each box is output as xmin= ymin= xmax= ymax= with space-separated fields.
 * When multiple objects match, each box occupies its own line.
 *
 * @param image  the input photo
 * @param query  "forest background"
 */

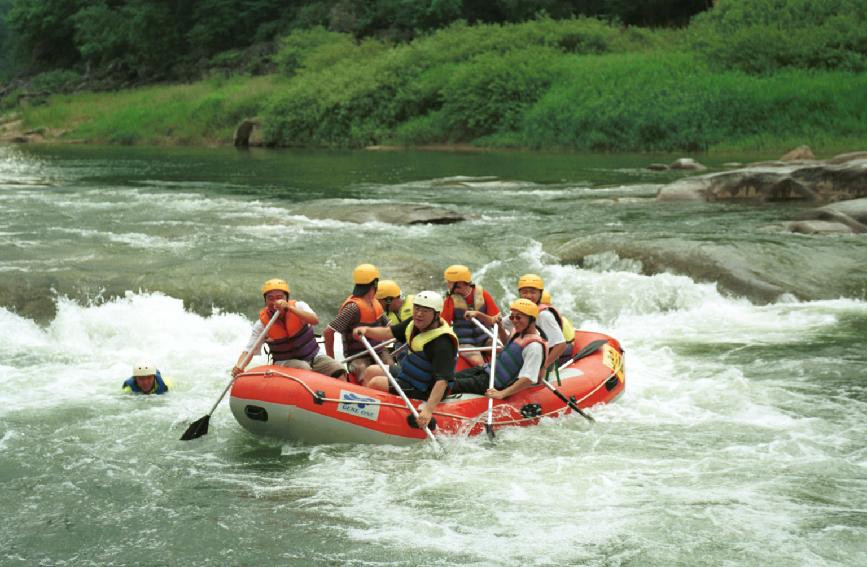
xmin=0 ymin=0 xmax=864 ymax=152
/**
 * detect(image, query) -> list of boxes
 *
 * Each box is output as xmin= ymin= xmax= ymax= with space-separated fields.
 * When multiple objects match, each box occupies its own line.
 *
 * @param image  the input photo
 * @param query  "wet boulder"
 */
xmin=669 ymin=158 xmax=706 ymax=171
xmin=780 ymin=145 xmax=816 ymax=161
xmin=787 ymin=220 xmax=858 ymax=235
xmin=792 ymin=197 xmax=867 ymax=234
xmin=233 ymin=118 xmax=259 ymax=147
xmin=658 ymin=158 xmax=867 ymax=203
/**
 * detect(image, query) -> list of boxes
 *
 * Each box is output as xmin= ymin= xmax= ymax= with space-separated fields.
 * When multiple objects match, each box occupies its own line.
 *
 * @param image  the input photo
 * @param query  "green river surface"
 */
xmin=1 ymin=144 xmax=865 ymax=566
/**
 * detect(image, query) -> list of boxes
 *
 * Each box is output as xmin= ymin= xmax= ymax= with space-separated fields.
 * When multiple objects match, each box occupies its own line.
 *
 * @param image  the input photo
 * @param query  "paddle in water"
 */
xmin=180 ymin=310 xmax=281 ymax=441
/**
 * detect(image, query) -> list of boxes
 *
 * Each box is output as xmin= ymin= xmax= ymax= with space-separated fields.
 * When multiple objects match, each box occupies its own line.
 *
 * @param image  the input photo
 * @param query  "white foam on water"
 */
xmin=0 ymin=292 xmax=259 ymax=415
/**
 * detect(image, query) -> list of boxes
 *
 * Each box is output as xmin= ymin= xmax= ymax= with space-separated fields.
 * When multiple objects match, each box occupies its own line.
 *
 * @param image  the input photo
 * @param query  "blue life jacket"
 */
xmin=122 ymin=370 xmax=169 ymax=395
xmin=450 ymin=285 xmax=492 ymax=346
xmin=396 ymin=320 xmax=458 ymax=395
xmin=486 ymin=333 xmax=547 ymax=389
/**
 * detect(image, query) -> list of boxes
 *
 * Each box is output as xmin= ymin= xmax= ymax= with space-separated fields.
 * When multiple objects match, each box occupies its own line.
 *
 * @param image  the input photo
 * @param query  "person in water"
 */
xmin=354 ymin=291 xmax=458 ymax=429
xmin=323 ymin=263 xmax=392 ymax=379
xmin=376 ymin=279 xmax=414 ymax=326
xmin=440 ymin=264 xmax=500 ymax=367
xmin=232 ymin=279 xmax=346 ymax=379
xmin=122 ymin=361 xmax=171 ymax=395
xmin=451 ymin=299 xmax=548 ymax=399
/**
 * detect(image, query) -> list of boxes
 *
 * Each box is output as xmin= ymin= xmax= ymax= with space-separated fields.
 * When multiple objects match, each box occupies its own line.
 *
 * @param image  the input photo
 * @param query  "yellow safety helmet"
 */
xmin=540 ymin=290 xmax=552 ymax=304
xmin=509 ymin=298 xmax=539 ymax=318
xmin=444 ymin=264 xmax=472 ymax=283
xmin=376 ymin=279 xmax=401 ymax=299
xmin=261 ymin=278 xmax=290 ymax=296
xmin=352 ymin=263 xmax=380 ymax=285
xmin=518 ymin=273 xmax=545 ymax=291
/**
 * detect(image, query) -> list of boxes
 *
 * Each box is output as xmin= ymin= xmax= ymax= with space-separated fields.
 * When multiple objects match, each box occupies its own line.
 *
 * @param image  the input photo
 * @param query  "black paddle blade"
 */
xmin=485 ymin=423 xmax=495 ymax=441
xmin=573 ymin=339 xmax=608 ymax=362
xmin=180 ymin=415 xmax=210 ymax=441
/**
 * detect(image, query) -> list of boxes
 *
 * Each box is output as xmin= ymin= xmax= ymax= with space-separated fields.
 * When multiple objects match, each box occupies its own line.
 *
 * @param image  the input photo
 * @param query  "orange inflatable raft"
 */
xmin=229 ymin=331 xmax=625 ymax=445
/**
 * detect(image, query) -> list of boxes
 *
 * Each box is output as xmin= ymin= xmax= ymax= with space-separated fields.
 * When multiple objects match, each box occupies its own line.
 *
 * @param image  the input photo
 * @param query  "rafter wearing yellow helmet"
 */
xmin=449 ymin=295 xmax=548 ymax=400
xmin=441 ymin=264 xmax=501 ymax=367
xmin=323 ymin=263 xmax=392 ymax=379
xmin=515 ymin=272 xmax=572 ymax=378
xmin=232 ymin=278 xmax=346 ymax=382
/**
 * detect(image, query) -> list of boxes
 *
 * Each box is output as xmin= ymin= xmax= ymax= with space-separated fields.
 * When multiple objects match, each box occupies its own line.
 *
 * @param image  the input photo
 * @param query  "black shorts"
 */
xmin=449 ymin=366 xmax=491 ymax=396
xmin=388 ymin=379 xmax=427 ymax=400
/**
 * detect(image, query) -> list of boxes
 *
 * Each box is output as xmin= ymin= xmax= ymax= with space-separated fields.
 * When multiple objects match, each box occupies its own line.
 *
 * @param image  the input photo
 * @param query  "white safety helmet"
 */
xmin=132 ymin=361 xmax=157 ymax=377
xmin=413 ymin=290 xmax=444 ymax=312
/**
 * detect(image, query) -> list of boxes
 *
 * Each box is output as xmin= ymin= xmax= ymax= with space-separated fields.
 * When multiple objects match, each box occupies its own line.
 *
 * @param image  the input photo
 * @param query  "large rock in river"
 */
xmin=657 ymin=156 xmax=867 ymax=203
xmin=790 ymin=197 xmax=867 ymax=234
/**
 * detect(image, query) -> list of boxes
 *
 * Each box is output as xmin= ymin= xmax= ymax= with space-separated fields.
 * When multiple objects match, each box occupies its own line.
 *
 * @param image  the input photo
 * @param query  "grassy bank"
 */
xmin=7 ymin=10 xmax=867 ymax=153
xmin=14 ymin=75 xmax=283 ymax=145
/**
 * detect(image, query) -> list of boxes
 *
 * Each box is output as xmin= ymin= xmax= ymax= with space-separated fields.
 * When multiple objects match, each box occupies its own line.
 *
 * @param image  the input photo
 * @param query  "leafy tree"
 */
xmin=689 ymin=0 xmax=867 ymax=73
xmin=6 ymin=0 xmax=83 ymax=70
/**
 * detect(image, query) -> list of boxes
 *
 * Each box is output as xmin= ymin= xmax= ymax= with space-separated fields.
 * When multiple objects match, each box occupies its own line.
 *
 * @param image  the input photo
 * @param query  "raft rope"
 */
xmin=240 ymin=350 xmax=624 ymax=429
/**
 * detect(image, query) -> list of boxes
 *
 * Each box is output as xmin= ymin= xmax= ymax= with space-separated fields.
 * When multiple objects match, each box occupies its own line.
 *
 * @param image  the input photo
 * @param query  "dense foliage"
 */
xmin=689 ymin=0 xmax=867 ymax=73
xmin=6 ymin=0 xmax=867 ymax=152
xmin=0 ymin=0 xmax=711 ymax=82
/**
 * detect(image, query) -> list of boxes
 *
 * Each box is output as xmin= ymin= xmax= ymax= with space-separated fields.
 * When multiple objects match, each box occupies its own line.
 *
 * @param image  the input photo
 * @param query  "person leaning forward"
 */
xmin=452 ymin=298 xmax=548 ymax=399
xmin=354 ymin=291 xmax=458 ymax=430
xmin=232 ymin=279 xmax=346 ymax=380
xmin=323 ymin=263 xmax=392 ymax=379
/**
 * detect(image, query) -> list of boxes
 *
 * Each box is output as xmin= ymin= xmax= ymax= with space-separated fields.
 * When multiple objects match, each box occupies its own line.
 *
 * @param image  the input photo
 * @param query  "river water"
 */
xmin=1 ymin=144 xmax=865 ymax=566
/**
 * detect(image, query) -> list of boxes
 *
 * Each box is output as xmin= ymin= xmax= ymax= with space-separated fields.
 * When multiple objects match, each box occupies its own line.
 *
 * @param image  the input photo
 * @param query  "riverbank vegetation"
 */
xmin=2 ymin=0 xmax=865 ymax=152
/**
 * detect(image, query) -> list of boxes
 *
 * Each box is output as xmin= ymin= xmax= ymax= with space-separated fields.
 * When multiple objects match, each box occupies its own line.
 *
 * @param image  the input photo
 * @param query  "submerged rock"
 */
xmin=299 ymin=201 xmax=467 ymax=225
xmin=551 ymin=232 xmax=867 ymax=303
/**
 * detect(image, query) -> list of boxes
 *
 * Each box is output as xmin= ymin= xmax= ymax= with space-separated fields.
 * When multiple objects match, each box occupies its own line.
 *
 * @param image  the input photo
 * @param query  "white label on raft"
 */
xmin=337 ymin=390 xmax=381 ymax=421
xmin=558 ymin=368 xmax=584 ymax=381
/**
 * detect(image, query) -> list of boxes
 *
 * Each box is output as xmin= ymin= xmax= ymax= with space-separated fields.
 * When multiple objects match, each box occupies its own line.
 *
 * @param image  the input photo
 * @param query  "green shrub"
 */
xmin=30 ymin=69 xmax=82 ymax=93
xmin=523 ymin=52 xmax=867 ymax=151
xmin=440 ymin=46 xmax=566 ymax=138
xmin=689 ymin=0 xmax=867 ymax=73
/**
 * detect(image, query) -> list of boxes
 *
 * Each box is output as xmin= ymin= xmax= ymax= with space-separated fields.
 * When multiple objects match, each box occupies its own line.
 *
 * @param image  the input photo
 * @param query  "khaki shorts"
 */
xmin=347 ymin=350 xmax=394 ymax=379
xmin=276 ymin=355 xmax=345 ymax=378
